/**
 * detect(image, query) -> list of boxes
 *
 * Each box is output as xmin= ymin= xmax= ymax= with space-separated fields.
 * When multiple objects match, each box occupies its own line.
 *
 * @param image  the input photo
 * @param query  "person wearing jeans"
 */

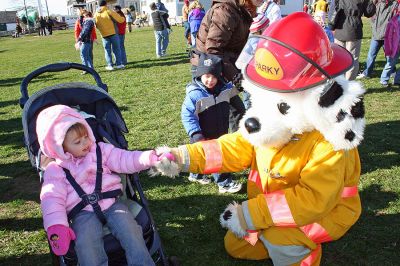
xmin=357 ymin=0 xmax=398 ymax=85
xmin=150 ymin=2 xmax=170 ymax=58
xmin=154 ymin=29 xmax=169 ymax=57
xmin=102 ymin=34 xmax=122 ymax=68
xmin=94 ymin=0 xmax=125 ymax=70
xmin=71 ymin=201 xmax=155 ymax=266
xmin=77 ymin=10 xmax=95 ymax=71
xmin=380 ymin=49 xmax=400 ymax=85
xmin=113 ymin=5 xmax=128 ymax=66
xmin=328 ymin=0 xmax=376 ymax=80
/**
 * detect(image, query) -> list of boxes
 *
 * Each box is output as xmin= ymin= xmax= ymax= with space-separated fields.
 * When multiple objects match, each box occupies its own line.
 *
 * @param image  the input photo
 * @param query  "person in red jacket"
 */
xmin=114 ymin=5 xmax=128 ymax=65
xmin=74 ymin=9 xmax=97 ymax=73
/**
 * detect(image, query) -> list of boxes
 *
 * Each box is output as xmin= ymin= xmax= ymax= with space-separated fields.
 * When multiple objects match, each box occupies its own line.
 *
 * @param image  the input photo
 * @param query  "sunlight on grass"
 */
xmin=0 ymin=20 xmax=399 ymax=265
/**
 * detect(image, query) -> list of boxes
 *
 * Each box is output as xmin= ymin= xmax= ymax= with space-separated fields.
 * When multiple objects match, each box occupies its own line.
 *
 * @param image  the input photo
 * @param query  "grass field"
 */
xmin=0 ymin=21 xmax=399 ymax=266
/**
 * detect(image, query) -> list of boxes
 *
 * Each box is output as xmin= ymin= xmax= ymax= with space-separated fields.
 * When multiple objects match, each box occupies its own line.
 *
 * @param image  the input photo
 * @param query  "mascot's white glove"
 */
xmin=148 ymin=146 xmax=181 ymax=178
xmin=220 ymin=202 xmax=259 ymax=246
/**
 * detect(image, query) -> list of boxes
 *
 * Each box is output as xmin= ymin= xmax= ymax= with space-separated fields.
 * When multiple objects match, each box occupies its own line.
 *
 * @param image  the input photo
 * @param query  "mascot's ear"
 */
xmin=310 ymin=77 xmax=366 ymax=151
xmin=318 ymin=81 xmax=343 ymax=108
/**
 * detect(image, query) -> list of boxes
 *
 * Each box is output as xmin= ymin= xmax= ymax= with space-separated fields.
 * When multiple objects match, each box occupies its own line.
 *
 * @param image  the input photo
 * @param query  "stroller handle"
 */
xmin=19 ymin=63 xmax=108 ymax=108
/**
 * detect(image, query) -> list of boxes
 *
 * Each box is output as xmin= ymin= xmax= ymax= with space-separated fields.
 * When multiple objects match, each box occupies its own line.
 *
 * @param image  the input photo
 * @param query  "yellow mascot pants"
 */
xmin=224 ymin=226 xmax=322 ymax=266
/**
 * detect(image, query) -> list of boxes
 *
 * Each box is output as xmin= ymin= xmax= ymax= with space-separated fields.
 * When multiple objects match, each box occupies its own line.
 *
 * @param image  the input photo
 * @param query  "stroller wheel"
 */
xmin=168 ymin=256 xmax=180 ymax=266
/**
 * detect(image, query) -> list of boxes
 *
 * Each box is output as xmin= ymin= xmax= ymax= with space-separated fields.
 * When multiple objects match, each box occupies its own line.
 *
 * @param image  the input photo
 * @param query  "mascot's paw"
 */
xmin=148 ymin=146 xmax=181 ymax=178
xmin=220 ymin=201 xmax=247 ymax=238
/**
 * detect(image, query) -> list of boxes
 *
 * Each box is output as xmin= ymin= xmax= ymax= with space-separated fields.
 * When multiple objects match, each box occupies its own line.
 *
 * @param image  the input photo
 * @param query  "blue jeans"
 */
xmin=183 ymin=21 xmax=190 ymax=40
xmin=80 ymin=42 xmax=93 ymax=69
xmin=102 ymin=34 xmax=122 ymax=67
xmin=362 ymin=39 xmax=384 ymax=77
xmin=189 ymin=173 xmax=232 ymax=187
xmin=241 ymin=91 xmax=251 ymax=110
xmin=118 ymin=34 xmax=127 ymax=65
xmin=71 ymin=201 xmax=154 ymax=266
xmin=380 ymin=49 xmax=400 ymax=84
xmin=154 ymin=29 xmax=169 ymax=57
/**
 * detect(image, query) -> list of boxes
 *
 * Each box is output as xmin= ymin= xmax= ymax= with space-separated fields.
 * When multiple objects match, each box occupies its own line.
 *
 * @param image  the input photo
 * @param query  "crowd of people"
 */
xmin=28 ymin=0 xmax=400 ymax=265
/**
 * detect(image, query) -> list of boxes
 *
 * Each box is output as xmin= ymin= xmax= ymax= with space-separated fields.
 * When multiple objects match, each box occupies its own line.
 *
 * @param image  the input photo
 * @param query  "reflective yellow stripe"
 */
xmin=341 ymin=186 xmax=358 ymax=198
xmin=264 ymin=191 xmax=296 ymax=226
xmin=300 ymin=244 xmax=321 ymax=266
xmin=201 ymin=140 xmax=223 ymax=174
xmin=300 ymin=223 xmax=332 ymax=244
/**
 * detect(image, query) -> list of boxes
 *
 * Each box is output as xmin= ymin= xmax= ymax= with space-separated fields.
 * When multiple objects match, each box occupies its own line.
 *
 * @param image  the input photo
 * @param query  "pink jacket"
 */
xmin=37 ymin=105 xmax=156 ymax=230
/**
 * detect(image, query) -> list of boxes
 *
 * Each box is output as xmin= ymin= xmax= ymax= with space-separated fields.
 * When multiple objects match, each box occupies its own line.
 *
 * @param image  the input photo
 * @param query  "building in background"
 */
xmin=0 ymin=11 xmax=18 ymax=36
xmin=67 ymin=0 xmax=140 ymax=15
xmin=65 ymin=0 xmax=305 ymax=25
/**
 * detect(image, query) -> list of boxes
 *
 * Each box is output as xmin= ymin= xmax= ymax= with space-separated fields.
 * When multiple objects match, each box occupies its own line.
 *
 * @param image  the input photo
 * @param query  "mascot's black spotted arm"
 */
xmin=152 ymin=12 xmax=366 ymax=266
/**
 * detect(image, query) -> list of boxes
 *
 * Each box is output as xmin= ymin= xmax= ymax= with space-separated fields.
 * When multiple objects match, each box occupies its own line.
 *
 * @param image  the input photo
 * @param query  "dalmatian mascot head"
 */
xmin=238 ymin=12 xmax=365 ymax=151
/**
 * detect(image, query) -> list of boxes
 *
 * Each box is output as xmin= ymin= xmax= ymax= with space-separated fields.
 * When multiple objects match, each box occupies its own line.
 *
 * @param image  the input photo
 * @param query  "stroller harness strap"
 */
xmin=64 ymin=144 xmax=122 ymax=224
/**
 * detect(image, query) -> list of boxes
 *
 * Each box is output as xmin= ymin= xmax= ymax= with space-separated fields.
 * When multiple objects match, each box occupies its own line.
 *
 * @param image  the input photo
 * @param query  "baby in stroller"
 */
xmin=36 ymin=104 xmax=159 ymax=266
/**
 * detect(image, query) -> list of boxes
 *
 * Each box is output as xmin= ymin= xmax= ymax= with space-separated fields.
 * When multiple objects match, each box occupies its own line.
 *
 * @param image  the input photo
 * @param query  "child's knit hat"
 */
xmin=250 ymin=13 xmax=270 ymax=34
xmin=195 ymin=53 xmax=223 ymax=78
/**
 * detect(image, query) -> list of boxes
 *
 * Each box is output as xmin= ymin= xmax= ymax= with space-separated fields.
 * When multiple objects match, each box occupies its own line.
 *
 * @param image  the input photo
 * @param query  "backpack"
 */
xmin=384 ymin=14 xmax=400 ymax=57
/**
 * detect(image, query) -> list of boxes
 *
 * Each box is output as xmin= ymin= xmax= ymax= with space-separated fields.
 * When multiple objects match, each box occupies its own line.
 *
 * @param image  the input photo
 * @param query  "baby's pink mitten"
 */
xmin=47 ymin=224 xmax=76 ymax=256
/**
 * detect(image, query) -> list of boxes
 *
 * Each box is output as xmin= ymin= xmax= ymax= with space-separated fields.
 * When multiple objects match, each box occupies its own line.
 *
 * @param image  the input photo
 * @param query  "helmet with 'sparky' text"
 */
xmin=242 ymin=12 xmax=353 ymax=92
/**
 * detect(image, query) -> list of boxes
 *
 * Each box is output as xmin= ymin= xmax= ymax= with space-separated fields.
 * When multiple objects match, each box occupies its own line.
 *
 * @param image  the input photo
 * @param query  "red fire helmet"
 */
xmin=243 ymin=12 xmax=353 ymax=92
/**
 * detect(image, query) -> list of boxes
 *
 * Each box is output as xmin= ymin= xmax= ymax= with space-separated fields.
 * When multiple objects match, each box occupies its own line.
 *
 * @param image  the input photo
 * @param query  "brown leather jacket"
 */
xmin=195 ymin=0 xmax=253 ymax=81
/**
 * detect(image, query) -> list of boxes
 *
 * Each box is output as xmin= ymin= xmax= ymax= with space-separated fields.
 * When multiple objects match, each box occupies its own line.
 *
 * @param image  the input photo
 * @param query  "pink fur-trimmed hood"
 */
xmin=36 ymin=105 xmax=96 ymax=161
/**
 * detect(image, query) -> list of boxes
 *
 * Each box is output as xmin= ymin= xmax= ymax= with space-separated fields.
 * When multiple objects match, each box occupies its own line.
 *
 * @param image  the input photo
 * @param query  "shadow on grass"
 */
xmin=149 ymin=193 xmax=270 ymax=266
xmin=365 ymin=84 xmax=400 ymax=94
xmin=0 ymin=99 xmax=19 ymax=108
xmin=0 ymin=217 xmax=43 ymax=231
xmin=0 ymin=130 xmax=24 ymax=148
xmin=0 ymin=253 xmax=52 ymax=266
xmin=0 ymin=160 xmax=39 ymax=203
xmin=323 ymin=184 xmax=400 ymax=265
xmin=359 ymin=120 xmax=400 ymax=173
xmin=126 ymin=53 xmax=189 ymax=69
xmin=0 ymin=117 xmax=22 ymax=133
xmin=0 ymin=73 xmax=57 ymax=88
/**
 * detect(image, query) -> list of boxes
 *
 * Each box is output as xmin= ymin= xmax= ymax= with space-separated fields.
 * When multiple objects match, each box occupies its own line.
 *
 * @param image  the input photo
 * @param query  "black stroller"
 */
xmin=19 ymin=63 xmax=178 ymax=266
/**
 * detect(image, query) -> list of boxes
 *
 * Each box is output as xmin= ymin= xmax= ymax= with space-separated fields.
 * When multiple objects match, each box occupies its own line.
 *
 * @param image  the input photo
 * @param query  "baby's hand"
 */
xmin=148 ymin=146 xmax=181 ymax=178
xmin=47 ymin=224 xmax=76 ymax=256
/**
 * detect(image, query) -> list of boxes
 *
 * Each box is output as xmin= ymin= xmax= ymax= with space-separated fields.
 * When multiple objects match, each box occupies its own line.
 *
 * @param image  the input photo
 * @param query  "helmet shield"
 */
xmin=243 ymin=35 xmax=333 ymax=92
xmin=239 ymin=12 xmax=354 ymax=93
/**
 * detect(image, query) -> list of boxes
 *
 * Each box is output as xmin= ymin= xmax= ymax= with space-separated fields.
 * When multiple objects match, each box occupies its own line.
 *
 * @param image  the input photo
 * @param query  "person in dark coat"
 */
xmin=355 ymin=0 xmax=399 ymax=84
xmin=47 ymin=17 xmax=54 ymax=35
xmin=193 ymin=0 xmax=263 ymax=132
xmin=329 ymin=0 xmax=376 ymax=80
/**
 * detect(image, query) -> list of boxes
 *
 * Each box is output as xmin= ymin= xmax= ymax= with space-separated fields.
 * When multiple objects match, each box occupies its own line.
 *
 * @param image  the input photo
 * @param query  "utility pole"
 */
xmin=44 ymin=0 xmax=50 ymax=17
xmin=23 ymin=0 xmax=31 ymax=33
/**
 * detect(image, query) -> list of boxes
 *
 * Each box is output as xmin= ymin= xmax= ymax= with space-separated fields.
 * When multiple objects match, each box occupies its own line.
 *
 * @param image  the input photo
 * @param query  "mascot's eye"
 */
xmin=277 ymin=102 xmax=290 ymax=115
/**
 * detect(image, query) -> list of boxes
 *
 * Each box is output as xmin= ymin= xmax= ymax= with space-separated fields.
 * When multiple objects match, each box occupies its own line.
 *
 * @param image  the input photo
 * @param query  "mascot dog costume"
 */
xmin=154 ymin=12 xmax=365 ymax=265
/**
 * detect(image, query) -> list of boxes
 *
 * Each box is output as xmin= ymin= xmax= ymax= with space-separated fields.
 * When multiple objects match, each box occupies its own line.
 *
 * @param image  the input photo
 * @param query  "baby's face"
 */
xmin=201 ymin=73 xmax=218 ymax=89
xmin=63 ymin=130 xmax=92 ymax=158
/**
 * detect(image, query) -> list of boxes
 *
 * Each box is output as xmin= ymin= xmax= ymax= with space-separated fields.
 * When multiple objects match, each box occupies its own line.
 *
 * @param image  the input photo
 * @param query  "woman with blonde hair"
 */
xmin=188 ymin=0 xmax=205 ymax=47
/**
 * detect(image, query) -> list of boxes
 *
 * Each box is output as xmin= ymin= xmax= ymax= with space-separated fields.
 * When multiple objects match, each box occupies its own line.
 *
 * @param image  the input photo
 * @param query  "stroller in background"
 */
xmin=19 ymin=63 xmax=178 ymax=266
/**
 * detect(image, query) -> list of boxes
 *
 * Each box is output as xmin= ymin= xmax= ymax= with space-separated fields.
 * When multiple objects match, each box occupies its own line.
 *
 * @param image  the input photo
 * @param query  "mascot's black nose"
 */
xmin=245 ymin=117 xmax=261 ymax=133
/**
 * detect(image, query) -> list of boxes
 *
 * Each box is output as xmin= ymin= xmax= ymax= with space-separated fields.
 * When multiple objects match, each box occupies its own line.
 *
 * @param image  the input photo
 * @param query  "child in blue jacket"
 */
xmin=181 ymin=53 xmax=244 ymax=193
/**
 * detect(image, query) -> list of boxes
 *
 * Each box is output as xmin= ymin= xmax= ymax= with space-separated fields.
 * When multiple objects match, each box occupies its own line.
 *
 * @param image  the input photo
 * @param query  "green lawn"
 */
xmin=0 ymin=22 xmax=399 ymax=266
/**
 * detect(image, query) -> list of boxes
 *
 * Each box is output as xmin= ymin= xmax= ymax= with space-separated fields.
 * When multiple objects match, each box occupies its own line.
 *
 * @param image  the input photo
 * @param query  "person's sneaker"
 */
xmin=356 ymin=73 xmax=369 ymax=80
xmin=188 ymin=175 xmax=212 ymax=185
xmin=218 ymin=181 xmax=242 ymax=194
xmin=380 ymin=81 xmax=390 ymax=87
xmin=81 ymin=71 xmax=87 ymax=75
xmin=116 ymin=64 xmax=125 ymax=69
xmin=105 ymin=65 xmax=114 ymax=71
